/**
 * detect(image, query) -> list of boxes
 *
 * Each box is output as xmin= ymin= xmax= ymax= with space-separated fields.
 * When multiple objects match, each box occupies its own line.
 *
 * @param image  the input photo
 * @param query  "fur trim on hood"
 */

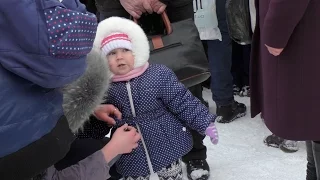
xmin=62 ymin=48 xmax=111 ymax=133
xmin=94 ymin=17 xmax=150 ymax=69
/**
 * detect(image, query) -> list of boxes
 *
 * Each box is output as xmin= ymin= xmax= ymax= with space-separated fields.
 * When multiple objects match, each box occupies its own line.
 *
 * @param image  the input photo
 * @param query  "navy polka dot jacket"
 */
xmin=78 ymin=64 xmax=216 ymax=177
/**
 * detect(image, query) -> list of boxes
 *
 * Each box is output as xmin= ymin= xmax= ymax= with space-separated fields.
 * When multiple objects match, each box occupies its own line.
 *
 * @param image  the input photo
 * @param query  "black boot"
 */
xmin=185 ymin=159 xmax=210 ymax=180
xmin=263 ymin=134 xmax=284 ymax=148
xmin=216 ymin=100 xmax=246 ymax=123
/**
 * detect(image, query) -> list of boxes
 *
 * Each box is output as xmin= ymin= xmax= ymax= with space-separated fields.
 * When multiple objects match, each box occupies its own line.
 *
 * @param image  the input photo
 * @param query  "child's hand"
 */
xmin=205 ymin=123 xmax=219 ymax=145
xmin=108 ymin=124 xmax=141 ymax=154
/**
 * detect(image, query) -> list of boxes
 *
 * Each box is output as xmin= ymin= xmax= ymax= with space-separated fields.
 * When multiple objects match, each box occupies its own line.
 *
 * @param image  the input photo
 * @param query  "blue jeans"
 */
xmin=207 ymin=0 xmax=234 ymax=106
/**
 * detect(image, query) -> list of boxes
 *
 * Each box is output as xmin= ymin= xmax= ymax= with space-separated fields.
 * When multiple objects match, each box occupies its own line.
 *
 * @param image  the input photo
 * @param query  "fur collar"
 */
xmin=62 ymin=48 xmax=111 ymax=133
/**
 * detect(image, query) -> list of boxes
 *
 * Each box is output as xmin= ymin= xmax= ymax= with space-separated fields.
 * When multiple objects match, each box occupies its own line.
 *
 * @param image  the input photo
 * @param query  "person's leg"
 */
xmin=239 ymin=44 xmax=251 ymax=97
xmin=306 ymin=141 xmax=318 ymax=180
xmin=207 ymin=0 xmax=246 ymax=123
xmin=188 ymin=84 xmax=208 ymax=106
xmin=312 ymin=141 xmax=320 ymax=179
xmin=242 ymin=44 xmax=251 ymax=87
xmin=201 ymin=41 xmax=211 ymax=89
xmin=182 ymin=129 xmax=209 ymax=180
xmin=231 ymin=41 xmax=243 ymax=95
xmin=182 ymin=130 xmax=207 ymax=162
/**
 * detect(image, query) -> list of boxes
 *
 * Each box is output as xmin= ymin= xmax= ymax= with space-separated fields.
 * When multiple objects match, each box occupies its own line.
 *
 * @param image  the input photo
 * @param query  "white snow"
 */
xmin=182 ymin=88 xmax=307 ymax=180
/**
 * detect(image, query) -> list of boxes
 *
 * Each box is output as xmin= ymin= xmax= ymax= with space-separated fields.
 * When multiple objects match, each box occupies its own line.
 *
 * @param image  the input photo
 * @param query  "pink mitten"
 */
xmin=205 ymin=123 xmax=219 ymax=144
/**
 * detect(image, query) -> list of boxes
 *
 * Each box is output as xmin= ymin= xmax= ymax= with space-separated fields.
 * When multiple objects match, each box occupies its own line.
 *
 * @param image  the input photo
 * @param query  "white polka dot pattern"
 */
xmin=44 ymin=7 xmax=97 ymax=58
xmin=78 ymin=64 xmax=216 ymax=177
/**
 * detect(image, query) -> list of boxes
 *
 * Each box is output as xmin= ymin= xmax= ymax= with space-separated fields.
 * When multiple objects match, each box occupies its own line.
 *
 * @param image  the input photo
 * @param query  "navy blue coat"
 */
xmin=79 ymin=64 xmax=216 ymax=177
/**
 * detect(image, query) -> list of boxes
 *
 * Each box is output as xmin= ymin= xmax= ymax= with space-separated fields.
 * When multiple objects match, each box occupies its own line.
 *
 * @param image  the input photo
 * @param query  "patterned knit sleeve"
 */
xmin=158 ymin=65 xmax=217 ymax=134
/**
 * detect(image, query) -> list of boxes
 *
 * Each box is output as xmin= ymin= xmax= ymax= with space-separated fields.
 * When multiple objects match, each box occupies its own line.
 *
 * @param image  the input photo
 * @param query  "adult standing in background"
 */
xmin=250 ymin=0 xmax=320 ymax=179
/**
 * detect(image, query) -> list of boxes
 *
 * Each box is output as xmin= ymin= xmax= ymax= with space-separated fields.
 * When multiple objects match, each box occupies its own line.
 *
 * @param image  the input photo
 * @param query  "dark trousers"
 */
xmin=206 ymin=0 xmax=234 ymax=106
xmin=0 ymin=116 xmax=75 ymax=180
xmin=231 ymin=41 xmax=251 ymax=88
xmin=306 ymin=141 xmax=320 ymax=180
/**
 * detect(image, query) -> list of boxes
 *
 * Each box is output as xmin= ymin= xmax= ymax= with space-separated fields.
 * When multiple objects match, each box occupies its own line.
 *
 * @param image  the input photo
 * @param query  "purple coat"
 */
xmin=250 ymin=0 xmax=320 ymax=140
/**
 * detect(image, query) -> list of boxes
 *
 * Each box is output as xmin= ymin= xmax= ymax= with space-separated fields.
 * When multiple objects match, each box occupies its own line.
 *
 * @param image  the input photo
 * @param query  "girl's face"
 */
xmin=107 ymin=48 xmax=134 ymax=75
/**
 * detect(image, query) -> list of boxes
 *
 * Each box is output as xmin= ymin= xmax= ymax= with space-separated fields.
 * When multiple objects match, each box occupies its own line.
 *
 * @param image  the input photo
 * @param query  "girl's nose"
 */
xmin=116 ymin=52 xmax=123 ymax=59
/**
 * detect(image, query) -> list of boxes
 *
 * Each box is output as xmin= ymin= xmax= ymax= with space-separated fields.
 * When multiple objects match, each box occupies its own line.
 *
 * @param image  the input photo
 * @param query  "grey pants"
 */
xmin=306 ymin=141 xmax=320 ymax=180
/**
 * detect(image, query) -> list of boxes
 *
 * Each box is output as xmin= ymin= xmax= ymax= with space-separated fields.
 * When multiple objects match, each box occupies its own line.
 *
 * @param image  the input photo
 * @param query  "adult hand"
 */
xmin=120 ymin=0 xmax=146 ymax=19
xmin=149 ymin=0 xmax=167 ymax=14
xmin=265 ymin=44 xmax=284 ymax=56
xmin=108 ymin=124 xmax=141 ymax=154
xmin=93 ymin=104 xmax=122 ymax=125
xmin=101 ymin=124 xmax=140 ymax=162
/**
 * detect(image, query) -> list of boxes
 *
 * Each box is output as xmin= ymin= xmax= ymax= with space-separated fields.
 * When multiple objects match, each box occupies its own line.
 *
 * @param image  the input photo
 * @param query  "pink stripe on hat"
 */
xmin=101 ymin=33 xmax=132 ymax=55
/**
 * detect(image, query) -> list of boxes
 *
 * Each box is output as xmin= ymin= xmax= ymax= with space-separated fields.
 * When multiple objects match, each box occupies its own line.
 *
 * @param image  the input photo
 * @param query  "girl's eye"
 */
xmin=108 ymin=52 xmax=116 ymax=56
xmin=123 ymin=49 xmax=130 ymax=52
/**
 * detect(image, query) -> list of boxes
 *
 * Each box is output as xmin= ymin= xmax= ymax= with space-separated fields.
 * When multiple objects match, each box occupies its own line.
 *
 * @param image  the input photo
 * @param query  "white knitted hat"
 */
xmin=101 ymin=32 xmax=132 ymax=56
xmin=94 ymin=16 xmax=150 ymax=68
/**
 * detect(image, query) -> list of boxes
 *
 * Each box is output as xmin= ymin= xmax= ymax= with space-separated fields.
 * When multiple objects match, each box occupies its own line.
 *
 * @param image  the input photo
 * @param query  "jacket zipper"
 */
xmin=125 ymin=82 xmax=158 ymax=178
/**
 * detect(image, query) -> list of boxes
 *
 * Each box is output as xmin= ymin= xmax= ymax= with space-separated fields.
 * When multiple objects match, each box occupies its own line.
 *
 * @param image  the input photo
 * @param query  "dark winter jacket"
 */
xmin=79 ymin=64 xmax=216 ymax=177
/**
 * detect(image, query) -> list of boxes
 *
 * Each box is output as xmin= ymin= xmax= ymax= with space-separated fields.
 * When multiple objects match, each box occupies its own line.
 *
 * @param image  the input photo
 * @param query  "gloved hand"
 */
xmin=205 ymin=122 xmax=219 ymax=145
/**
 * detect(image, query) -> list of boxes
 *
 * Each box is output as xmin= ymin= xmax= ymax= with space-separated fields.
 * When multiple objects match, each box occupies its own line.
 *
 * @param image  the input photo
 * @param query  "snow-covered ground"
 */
xmin=182 ymin=88 xmax=307 ymax=180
